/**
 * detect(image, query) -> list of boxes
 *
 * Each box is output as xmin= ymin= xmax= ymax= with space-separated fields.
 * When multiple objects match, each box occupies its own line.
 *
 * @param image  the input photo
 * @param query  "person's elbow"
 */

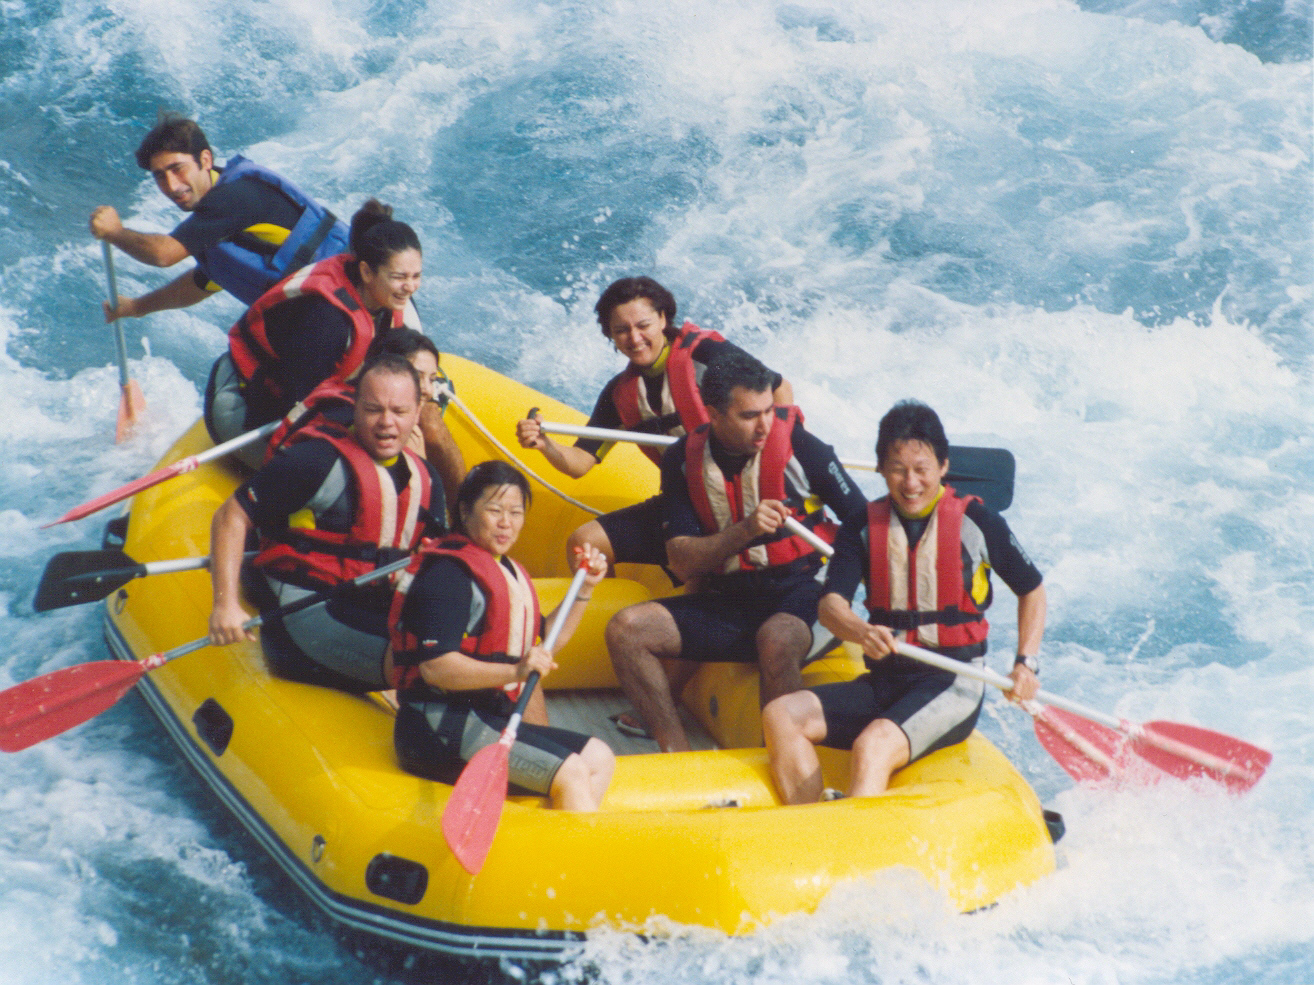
xmin=143 ymin=237 xmax=190 ymax=267
xmin=816 ymin=592 xmax=848 ymax=636
xmin=664 ymin=537 xmax=703 ymax=584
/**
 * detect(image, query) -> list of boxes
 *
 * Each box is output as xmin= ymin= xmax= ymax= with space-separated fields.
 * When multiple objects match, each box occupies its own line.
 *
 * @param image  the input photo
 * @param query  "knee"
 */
xmin=852 ymin=720 xmax=909 ymax=770
xmin=552 ymin=753 xmax=589 ymax=795
xmin=605 ymin=602 xmax=661 ymax=653
xmin=581 ymin=737 xmax=616 ymax=780
xmin=757 ymin=614 xmax=811 ymax=663
xmin=763 ymin=692 xmax=819 ymax=745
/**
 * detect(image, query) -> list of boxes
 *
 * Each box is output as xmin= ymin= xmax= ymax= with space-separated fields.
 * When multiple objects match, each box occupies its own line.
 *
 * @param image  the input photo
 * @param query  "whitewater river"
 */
xmin=0 ymin=0 xmax=1310 ymax=982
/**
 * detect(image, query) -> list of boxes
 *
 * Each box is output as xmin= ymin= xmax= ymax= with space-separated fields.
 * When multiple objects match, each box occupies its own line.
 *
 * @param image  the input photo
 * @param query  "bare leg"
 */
xmin=763 ymin=691 xmax=828 ymax=804
xmin=568 ymin=520 xmax=616 ymax=574
xmin=546 ymin=738 xmax=615 ymax=811
xmin=606 ymin=601 xmax=691 ymax=752
xmin=523 ymin=685 xmax=549 ymax=727
xmin=755 ymin=612 xmax=811 ymax=706
xmin=848 ymin=719 xmax=911 ymax=797
xmin=579 ymin=737 xmax=615 ymax=807
xmin=548 ymin=753 xmax=596 ymax=811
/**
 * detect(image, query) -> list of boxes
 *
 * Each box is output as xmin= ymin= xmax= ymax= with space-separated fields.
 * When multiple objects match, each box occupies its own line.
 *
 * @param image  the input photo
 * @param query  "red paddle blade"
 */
xmin=1032 ymin=706 xmax=1135 ymax=785
xmin=1132 ymin=721 xmax=1272 ymax=794
xmin=441 ymin=740 xmax=511 ymax=875
xmin=0 ymin=660 xmax=147 ymax=752
xmin=42 ymin=458 xmax=187 ymax=528
xmin=114 ymin=380 xmax=148 ymax=444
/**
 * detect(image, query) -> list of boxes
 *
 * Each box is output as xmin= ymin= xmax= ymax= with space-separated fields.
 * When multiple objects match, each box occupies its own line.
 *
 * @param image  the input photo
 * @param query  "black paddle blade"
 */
xmin=945 ymin=446 xmax=1016 ymax=513
xmin=34 ymin=550 xmax=141 ymax=612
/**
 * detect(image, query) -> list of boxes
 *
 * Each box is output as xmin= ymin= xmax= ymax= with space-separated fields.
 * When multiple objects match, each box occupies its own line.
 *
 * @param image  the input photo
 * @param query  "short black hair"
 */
xmin=366 ymin=327 xmax=439 ymax=366
xmin=698 ymin=349 xmax=775 ymax=413
xmin=349 ymin=199 xmax=422 ymax=270
xmin=455 ymin=461 xmax=533 ymax=536
xmin=594 ymin=277 xmax=678 ymax=340
xmin=135 ymin=114 xmax=211 ymax=170
xmin=357 ymin=352 xmax=422 ymax=405
xmin=875 ymin=400 xmax=949 ymax=466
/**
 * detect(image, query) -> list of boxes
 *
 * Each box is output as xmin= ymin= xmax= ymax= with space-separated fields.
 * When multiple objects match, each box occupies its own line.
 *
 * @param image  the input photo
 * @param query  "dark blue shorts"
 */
xmin=655 ymin=562 xmax=825 ymax=663
xmin=597 ymin=495 xmax=668 ymax=566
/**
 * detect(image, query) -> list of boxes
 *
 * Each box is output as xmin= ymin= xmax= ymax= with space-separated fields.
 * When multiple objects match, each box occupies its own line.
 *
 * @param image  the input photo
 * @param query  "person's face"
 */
xmin=353 ymin=369 xmax=421 ymax=461
xmin=360 ymin=248 xmax=422 ymax=312
xmin=408 ymin=349 xmax=439 ymax=403
xmin=707 ymin=386 xmax=775 ymax=456
xmin=148 ymin=150 xmax=214 ymax=211
xmin=879 ymin=439 xmax=949 ymax=517
xmin=463 ymin=484 xmax=526 ymax=556
xmin=607 ymin=298 xmax=668 ymax=368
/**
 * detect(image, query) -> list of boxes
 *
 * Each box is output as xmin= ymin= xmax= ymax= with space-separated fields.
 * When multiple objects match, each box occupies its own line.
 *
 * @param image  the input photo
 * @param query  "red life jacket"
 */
xmin=387 ymin=535 xmax=541 ymax=694
xmin=611 ymin=321 xmax=723 ymax=466
xmin=865 ymin=486 xmax=989 ymax=649
xmin=684 ymin=405 xmax=836 ymax=574
xmin=228 ymin=253 xmax=404 ymax=404
xmin=254 ymin=420 xmax=434 ymax=592
xmin=262 ymin=377 xmax=357 ymax=465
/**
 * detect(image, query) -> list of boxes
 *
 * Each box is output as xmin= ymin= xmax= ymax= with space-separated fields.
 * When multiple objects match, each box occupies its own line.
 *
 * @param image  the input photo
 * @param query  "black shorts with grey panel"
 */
xmin=394 ymin=696 xmax=591 ymax=796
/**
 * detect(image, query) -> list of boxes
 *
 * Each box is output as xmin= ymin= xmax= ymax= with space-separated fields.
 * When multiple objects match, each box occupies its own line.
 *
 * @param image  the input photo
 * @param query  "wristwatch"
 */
xmin=1014 ymin=653 xmax=1039 ymax=675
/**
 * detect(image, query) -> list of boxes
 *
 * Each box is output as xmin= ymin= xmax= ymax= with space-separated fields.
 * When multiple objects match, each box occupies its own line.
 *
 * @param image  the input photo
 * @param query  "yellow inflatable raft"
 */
xmin=101 ymin=354 xmax=1056 ymax=960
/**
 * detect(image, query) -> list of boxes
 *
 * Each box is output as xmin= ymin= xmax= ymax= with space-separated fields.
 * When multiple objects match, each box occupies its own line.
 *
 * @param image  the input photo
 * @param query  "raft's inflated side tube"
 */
xmin=103 ymin=355 xmax=1056 ymax=960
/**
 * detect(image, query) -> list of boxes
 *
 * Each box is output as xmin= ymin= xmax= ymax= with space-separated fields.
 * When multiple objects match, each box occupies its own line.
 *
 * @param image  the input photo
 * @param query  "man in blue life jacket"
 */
xmin=89 ymin=114 xmax=349 ymax=321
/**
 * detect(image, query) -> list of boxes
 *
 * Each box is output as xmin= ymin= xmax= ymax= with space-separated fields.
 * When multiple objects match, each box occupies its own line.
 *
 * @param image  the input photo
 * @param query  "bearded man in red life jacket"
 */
xmin=763 ymin=400 xmax=1046 ymax=802
xmin=605 ymin=349 xmax=868 ymax=752
xmin=207 ymin=355 xmax=445 ymax=693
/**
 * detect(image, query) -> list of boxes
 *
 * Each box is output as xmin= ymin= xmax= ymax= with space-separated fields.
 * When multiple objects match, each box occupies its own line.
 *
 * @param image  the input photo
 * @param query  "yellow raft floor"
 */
xmin=101 ymin=354 xmax=1055 ymax=960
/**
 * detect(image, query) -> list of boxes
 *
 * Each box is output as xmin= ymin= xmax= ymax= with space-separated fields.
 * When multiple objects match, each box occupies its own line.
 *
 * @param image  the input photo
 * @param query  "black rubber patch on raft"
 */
xmin=367 ymin=853 xmax=429 ymax=905
xmin=193 ymin=698 xmax=234 ymax=756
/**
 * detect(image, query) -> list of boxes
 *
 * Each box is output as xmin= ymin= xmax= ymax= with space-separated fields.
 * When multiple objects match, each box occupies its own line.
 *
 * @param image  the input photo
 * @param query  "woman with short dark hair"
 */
xmin=389 ymin=463 xmax=614 ymax=810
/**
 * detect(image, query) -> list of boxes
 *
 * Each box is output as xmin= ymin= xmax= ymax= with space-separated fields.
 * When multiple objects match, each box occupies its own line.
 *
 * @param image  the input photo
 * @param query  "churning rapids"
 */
xmin=0 ymin=0 xmax=1310 ymax=982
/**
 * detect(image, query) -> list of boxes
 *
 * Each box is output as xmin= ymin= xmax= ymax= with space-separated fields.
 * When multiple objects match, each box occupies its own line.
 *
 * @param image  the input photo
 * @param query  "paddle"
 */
xmin=535 ymin=419 xmax=1016 ymax=512
xmin=33 ymin=549 xmax=256 ymax=612
xmin=781 ymin=516 xmax=1271 ymax=792
xmin=441 ymin=565 xmax=591 ymax=875
xmin=0 ymin=553 xmax=416 ymax=752
xmin=104 ymin=242 xmax=148 ymax=443
xmin=42 ymin=419 xmax=281 ymax=528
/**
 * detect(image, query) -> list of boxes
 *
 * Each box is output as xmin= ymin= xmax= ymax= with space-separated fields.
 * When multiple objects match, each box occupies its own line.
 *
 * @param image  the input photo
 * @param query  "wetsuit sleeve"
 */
xmin=235 ymin=440 xmax=339 ymax=533
xmin=821 ymin=512 xmax=867 ymax=601
xmin=259 ymin=295 xmax=355 ymax=405
xmin=691 ymin=337 xmax=784 ymax=392
xmin=396 ymin=558 xmax=475 ymax=666
xmin=965 ymin=500 xmax=1044 ymax=596
xmin=659 ymin=439 xmax=704 ymax=540
xmin=792 ymin=422 xmax=868 ymax=523
xmin=572 ymin=377 xmax=622 ymax=461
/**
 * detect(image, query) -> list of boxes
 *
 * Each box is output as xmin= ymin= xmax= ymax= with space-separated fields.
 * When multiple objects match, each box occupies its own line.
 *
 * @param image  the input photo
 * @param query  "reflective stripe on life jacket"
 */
xmin=684 ymin=405 xmax=836 ymax=573
xmin=388 ymin=535 xmax=541 ymax=695
xmin=865 ymin=486 xmax=989 ymax=649
xmin=611 ymin=321 xmax=724 ymax=466
xmin=262 ymin=377 xmax=357 ymax=465
xmin=200 ymin=155 xmax=350 ymax=305
xmin=228 ymin=253 xmax=404 ymax=407
xmin=254 ymin=423 xmax=434 ymax=592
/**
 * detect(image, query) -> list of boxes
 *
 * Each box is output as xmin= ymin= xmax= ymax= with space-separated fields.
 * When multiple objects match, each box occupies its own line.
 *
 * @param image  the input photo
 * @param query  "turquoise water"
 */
xmin=0 ymin=1 xmax=1310 ymax=982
